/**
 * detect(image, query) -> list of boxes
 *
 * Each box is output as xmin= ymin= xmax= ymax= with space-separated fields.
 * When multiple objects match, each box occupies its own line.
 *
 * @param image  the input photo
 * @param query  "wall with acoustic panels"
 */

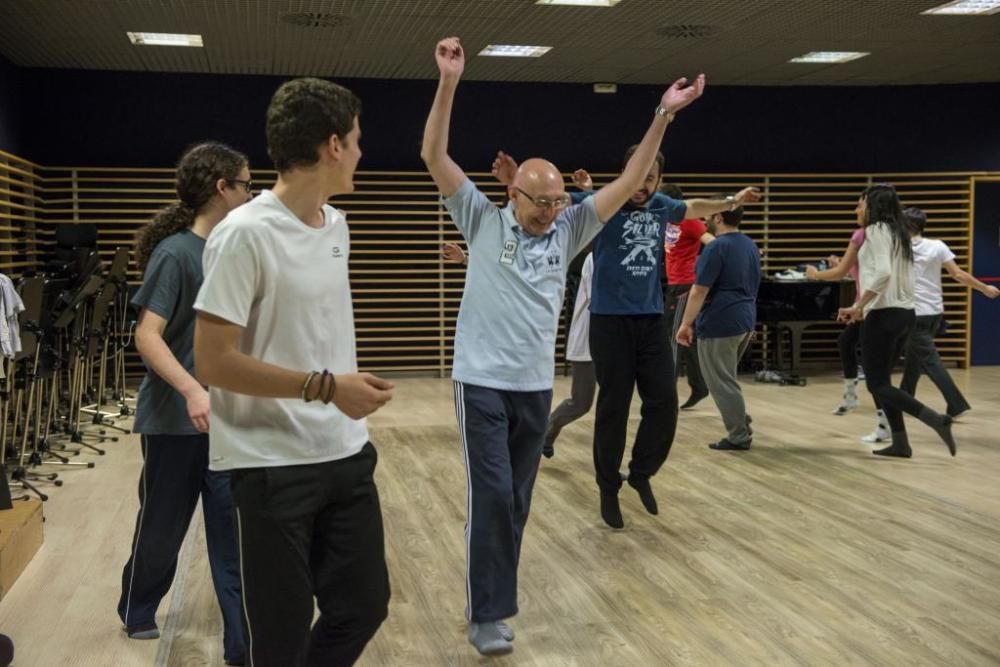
xmin=3 ymin=156 xmax=986 ymax=378
xmin=0 ymin=150 xmax=42 ymax=276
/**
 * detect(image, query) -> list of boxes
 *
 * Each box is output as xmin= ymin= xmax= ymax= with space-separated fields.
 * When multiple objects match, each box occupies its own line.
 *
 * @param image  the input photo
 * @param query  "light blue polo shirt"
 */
xmin=444 ymin=178 xmax=603 ymax=391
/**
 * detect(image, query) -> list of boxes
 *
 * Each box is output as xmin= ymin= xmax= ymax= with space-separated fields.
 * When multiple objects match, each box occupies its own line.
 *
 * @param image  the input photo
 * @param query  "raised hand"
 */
xmin=435 ymin=36 xmax=464 ymax=81
xmin=661 ymin=74 xmax=706 ymax=114
xmin=984 ymin=285 xmax=1000 ymax=299
xmin=441 ymin=242 xmax=467 ymax=265
xmin=492 ymin=151 xmax=517 ymax=185
xmin=572 ymin=169 xmax=593 ymax=192
xmin=332 ymin=373 xmax=394 ymax=420
xmin=734 ymin=186 xmax=762 ymax=206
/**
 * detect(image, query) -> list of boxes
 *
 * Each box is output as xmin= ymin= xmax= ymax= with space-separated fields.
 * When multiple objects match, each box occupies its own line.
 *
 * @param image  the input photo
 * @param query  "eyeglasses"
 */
xmin=515 ymin=187 xmax=571 ymax=211
xmin=227 ymin=179 xmax=254 ymax=194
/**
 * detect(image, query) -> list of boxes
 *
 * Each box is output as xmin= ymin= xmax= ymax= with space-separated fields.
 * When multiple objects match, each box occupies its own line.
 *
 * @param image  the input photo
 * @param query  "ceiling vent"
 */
xmin=280 ymin=12 xmax=350 ymax=29
xmin=654 ymin=24 xmax=718 ymax=39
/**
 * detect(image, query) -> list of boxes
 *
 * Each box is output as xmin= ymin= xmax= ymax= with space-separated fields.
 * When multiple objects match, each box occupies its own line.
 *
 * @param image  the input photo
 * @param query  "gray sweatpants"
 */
xmin=698 ymin=332 xmax=753 ymax=444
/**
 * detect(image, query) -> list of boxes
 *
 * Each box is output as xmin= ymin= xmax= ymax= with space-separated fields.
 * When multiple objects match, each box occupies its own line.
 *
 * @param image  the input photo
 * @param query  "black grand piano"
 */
xmin=756 ymin=279 xmax=855 ymax=373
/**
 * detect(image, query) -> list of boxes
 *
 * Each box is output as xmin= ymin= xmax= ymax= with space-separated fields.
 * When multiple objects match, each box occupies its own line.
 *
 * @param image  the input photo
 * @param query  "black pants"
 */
xmin=454 ymin=382 xmax=551 ymax=623
xmin=837 ymin=321 xmax=862 ymax=379
xmin=590 ymin=313 xmax=678 ymax=494
xmin=230 ymin=443 xmax=390 ymax=667
xmin=118 ymin=434 xmax=244 ymax=663
xmin=900 ymin=313 xmax=970 ymax=416
xmin=861 ymin=308 xmax=942 ymax=438
xmin=665 ymin=284 xmax=707 ymax=396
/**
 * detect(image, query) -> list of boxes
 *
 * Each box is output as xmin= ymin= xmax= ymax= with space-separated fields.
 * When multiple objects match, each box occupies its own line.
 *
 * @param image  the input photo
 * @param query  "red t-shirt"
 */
xmin=664 ymin=218 xmax=707 ymax=285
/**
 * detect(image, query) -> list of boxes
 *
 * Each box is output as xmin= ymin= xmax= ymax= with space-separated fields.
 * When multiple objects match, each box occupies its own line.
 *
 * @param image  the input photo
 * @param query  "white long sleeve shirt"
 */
xmin=857 ymin=221 xmax=914 ymax=316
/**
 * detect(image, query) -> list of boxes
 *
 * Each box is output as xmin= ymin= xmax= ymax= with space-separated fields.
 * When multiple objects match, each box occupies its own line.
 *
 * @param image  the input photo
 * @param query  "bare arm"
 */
xmin=807 ymin=242 xmax=859 ymax=281
xmin=944 ymin=260 xmax=1000 ymax=298
xmin=700 ymin=231 xmax=715 ymax=246
xmin=195 ymin=312 xmax=394 ymax=420
xmin=592 ymin=76 xmax=706 ymax=222
xmin=684 ymin=188 xmax=762 ymax=219
xmin=136 ymin=309 xmax=209 ymax=432
xmin=420 ymin=37 xmax=467 ymax=197
xmin=676 ymin=284 xmax=710 ymax=346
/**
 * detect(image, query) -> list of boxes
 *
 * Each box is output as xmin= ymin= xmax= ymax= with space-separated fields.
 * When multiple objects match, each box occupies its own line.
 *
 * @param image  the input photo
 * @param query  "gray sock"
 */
xmin=468 ymin=622 xmax=512 ymax=655
xmin=496 ymin=620 xmax=514 ymax=641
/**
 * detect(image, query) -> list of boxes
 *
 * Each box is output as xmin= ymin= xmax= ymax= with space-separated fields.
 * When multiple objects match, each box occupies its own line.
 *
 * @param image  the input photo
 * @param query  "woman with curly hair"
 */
xmin=118 ymin=142 xmax=251 ymax=665
xmin=837 ymin=184 xmax=957 ymax=459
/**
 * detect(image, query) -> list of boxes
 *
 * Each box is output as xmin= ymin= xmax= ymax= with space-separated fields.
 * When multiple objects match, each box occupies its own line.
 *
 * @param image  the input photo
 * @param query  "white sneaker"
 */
xmin=832 ymin=397 xmax=859 ymax=416
xmin=861 ymin=425 xmax=890 ymax=444
xmin=857 ymin=367 xmax=866 ymax=381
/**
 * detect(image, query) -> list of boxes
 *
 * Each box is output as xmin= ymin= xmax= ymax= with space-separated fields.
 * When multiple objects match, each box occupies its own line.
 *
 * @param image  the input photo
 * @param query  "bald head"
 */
xmin=512 ymin=158 xmax=562 ymax=192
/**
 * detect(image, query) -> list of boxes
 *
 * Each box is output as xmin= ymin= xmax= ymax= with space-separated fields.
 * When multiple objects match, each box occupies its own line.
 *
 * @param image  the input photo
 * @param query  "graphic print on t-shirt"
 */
xmin=619 ymin=209 xmax=661 ymax=277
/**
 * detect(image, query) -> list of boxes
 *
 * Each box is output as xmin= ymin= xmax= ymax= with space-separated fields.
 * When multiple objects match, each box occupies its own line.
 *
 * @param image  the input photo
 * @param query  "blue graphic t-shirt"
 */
xmin=576 ymin=191 xmax=687 ymax=315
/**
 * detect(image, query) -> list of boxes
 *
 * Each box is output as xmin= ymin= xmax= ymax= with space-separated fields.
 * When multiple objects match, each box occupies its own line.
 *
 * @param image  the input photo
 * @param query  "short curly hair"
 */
xmin=266 ymin=78 xmax=362 ymax=172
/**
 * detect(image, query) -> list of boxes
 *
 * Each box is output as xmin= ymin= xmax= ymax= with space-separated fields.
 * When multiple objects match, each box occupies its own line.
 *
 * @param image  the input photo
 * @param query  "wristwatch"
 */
xmin=654 ymin=105 xmax=676 ymax=121
xmin=725 ymin=195 xmax=737 ymax=211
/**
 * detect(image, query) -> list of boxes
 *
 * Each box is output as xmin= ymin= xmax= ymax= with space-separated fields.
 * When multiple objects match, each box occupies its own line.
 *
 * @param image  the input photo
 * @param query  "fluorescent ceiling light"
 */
xmin=789 ymin=51 xmax=870 ymax=64
xmin=478 ymin=44 xmax=552 ymax=58
xmin=535 ymin=0 xmax=624 ymax=6
xmin=127 ymin=32 xmax=204 ymax=47
xmin=922 ymin=1 xmax=1000 ymax=15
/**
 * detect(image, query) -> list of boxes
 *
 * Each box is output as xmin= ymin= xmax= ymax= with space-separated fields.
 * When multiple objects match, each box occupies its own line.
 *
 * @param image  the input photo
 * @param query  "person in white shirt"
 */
xmin=900 ymin=207 xmax=999 ymax=418
xmin=194 ymin=78 xmax=394 ymax=667
xmin=837 ymin=184 xmax=956 ymax=459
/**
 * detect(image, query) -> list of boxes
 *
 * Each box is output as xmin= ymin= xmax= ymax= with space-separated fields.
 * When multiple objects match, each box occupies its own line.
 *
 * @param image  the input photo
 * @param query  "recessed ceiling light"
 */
xmin=922 ymin=1 xmax=1000 ymax=15
xmin=789 ymin=51 xmax=870 ymax=64
xmin=126 ymin=32 xmax=204 ymax=47
xmin=535 ymin=0 xmax=623 ymax=6
xmin=478 ymin=45 xmax=552 ymax=58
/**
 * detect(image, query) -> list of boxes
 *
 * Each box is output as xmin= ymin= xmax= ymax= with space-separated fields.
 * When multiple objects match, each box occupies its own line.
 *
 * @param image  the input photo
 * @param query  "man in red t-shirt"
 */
xmin=662 ymin=183 xmax=714 ymax=409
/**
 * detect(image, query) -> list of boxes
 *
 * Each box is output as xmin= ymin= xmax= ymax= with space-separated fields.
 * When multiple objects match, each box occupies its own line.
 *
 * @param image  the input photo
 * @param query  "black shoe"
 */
xmin=627 ymin=476 xmax=658 ymax=515
xmin=124 ymin=623 xmax=160 ymax=640
xmin=873 ymin=444 xmax=912 ymax=458
xmin=542 ymin=442 xmax=554 ymax=458
xmin=709 ymin=438 xmax=751 ymax=451
xmin=225 ymin=658 xmax=246 ymax=667
xmin=934 ymin=415 xmax=957 ymax=457
xmin=600 ymin=493 xmax=624 ymax=529
xmin=680 ymin=391 xmax=709 ymax=410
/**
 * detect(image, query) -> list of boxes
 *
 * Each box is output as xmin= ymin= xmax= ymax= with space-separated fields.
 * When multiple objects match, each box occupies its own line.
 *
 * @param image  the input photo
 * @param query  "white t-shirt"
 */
xmin=565 ymin=253 xmax=594 ymax=362
xmin=858 ymin=222 xmax=915 ymax=315
xmin=911 ymin=237 xmax=955 ymax=316
xmin=194 ymin=190 xmax=369 ymax=471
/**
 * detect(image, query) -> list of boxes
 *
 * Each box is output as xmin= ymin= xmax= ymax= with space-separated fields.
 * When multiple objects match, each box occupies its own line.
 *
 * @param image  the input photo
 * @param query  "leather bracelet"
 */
xmin=324 ymin=373 xmax=337 ymax=405
xmin=302 ymin=371 xmax=318 ymax=402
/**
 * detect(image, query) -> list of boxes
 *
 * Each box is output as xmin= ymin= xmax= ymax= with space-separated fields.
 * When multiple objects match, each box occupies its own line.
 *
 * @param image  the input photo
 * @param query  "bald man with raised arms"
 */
xmin=421 ymin=36 xmax=705 ymax=657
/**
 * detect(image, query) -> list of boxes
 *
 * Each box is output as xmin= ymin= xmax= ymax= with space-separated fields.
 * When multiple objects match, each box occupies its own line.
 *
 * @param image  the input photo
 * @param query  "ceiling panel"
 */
xmin=0 ymin=0 xmax=997 ymax=85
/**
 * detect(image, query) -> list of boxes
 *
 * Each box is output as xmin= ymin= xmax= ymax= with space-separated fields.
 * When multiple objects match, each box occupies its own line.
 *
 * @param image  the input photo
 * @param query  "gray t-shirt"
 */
xmin=132 ymin=228 xmax=205 ymax=434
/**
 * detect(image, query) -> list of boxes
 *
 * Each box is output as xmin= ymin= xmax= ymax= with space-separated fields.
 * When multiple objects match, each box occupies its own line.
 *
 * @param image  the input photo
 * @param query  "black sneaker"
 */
xmin=600 ymin=493 xmax=624 ymax=529
xmin=124 ymin=623 xmax=160 ymax=640
xmin=680 ymin=391 xmax=709 ymax=410
xmin=627 ymin=476 xmax=658 ymax=515
xmin=225 ymin=658 xmax=246 ymax=667
xmin=709 ymin=438 xmax=752 ymax=451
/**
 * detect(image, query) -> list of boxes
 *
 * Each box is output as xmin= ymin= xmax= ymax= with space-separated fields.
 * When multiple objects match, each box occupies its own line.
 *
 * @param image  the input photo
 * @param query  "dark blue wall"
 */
xmin=0 ymin=56 xmax=23 ymax=154
xmin=20 ymin=68 xmax=1000 ymax=173
xmin=971 ymin=180 xmax=1000 ymax=366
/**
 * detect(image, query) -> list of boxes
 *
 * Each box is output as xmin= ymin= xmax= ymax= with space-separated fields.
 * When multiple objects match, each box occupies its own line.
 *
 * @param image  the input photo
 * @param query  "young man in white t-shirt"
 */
xmin=901 ymin=207 xmax=999 ymax=418
xmin=193 ymin=78 xmax=394 ymax=667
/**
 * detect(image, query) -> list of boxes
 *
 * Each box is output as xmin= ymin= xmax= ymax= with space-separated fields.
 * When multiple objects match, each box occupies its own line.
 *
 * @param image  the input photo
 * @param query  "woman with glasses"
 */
xmin=118 ymin=142 xmax=251 ymax=666
xmin=836 ymin=184 xmax=957 ymax=459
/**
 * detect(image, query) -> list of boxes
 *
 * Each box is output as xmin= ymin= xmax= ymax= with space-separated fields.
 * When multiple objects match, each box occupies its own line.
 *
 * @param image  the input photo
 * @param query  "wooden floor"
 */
xmin=2 ymin=369 xmax=999 ymax=666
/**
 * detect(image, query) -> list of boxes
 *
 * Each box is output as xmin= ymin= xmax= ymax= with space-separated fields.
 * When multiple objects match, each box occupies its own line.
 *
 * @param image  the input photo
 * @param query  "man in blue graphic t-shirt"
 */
xmin=572 ymin=152 xmax=760 ymax=528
